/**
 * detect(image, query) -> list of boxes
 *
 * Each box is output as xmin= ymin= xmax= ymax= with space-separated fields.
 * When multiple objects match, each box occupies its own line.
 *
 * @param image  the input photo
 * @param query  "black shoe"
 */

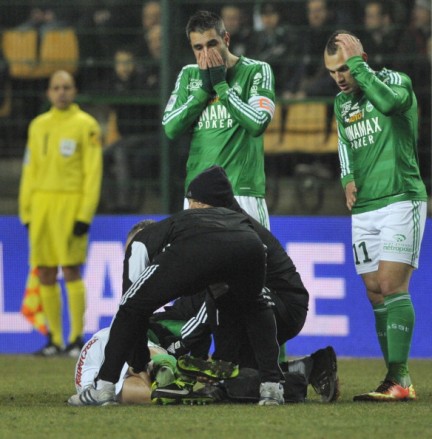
xmin=194 ymin=383 xmax=227 ymax=402
xmin=63 ymin=337 xmax=84 ymax=358
xmin=309 ymin=346 xmax=340 ymax=402
xmin=34 ymin=334 xmax=63 ymax=357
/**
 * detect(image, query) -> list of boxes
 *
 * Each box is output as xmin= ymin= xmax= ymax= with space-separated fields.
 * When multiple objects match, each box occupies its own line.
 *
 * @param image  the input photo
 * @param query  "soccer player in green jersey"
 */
xmin=162 ymin=10 xmax=275 ymax=229
xmin=324 ymin=31 xmax=427 ymax=402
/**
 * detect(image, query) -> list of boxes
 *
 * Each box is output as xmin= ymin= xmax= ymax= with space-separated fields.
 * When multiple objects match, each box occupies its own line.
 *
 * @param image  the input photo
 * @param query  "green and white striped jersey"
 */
xmin=336 ymin=56 xmax=427 ymax=214
xmin=162 ymin=56 xmax=275 ymax=197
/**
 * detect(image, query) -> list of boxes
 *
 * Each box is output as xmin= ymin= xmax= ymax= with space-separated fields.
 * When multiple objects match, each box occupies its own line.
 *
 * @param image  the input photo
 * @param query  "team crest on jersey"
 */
xmin=187 ymin=79 xmax=202 ymax=91
xmin=366 ymin=101 xmax=374 ymax=112
xmin=60 ymin=139 xmax=77 ymax=156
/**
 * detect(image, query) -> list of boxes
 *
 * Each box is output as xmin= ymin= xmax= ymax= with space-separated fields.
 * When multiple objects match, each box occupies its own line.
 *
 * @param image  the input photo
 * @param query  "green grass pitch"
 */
xmin=1 ymin=356 xmax=431 ymax=439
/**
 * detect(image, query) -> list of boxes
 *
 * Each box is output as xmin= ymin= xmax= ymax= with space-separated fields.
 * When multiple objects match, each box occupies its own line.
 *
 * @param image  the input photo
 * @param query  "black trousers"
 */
xmin=209 ymin=287 xmax=308 ymax=369
xmin=98 ymin=231 xmax=282 ymax=383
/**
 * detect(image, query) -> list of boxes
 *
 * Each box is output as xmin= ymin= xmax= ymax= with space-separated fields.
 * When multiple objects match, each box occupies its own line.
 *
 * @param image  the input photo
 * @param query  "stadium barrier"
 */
xmin=0 ymin=215 xmax=431 ymax=357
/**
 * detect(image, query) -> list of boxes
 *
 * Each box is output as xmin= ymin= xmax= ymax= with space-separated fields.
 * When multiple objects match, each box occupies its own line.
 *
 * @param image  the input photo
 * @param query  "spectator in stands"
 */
xmin=283 ymin=0 xmax=339 ymax=99
xmin=220 ymin=4 xmax=253 ymax=56
xmin=76 ymin=0 xmax=142 ymax=90
xmin=5 ymin=3 xmax=78 ymax=144
xmin=142 ymin=24 xmax=162 ymax=88
xmin=249 ymin=3 xmax=299 ymax=94
xmin=16 ymin=4 xmax=66 ymax=34
xmin=394 ymin=0 xmax=431 ymax=96
xmin=134 ymin=0 xmax=161 ymax=58
xmin=394 ymin=0 xmax=431 ymax=191
xmin=359 ymin=1 xmax=399 ymax=70
xmin=102 ymin=46 xmax=159 ymax=212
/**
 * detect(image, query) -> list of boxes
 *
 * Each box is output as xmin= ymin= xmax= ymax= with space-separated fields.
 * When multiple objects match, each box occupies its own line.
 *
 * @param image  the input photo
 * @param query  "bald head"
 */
xmin=47 ymin=70 xmax=77 ymax=110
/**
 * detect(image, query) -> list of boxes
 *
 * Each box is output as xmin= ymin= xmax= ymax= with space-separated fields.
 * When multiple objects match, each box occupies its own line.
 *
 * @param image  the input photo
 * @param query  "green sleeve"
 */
xmin=335 ymin=104 xmax=354 ymax=189
xmin=162 ymin=67 xmax=209 ymax=140
xmin=213 ymin=66 xmax=275 ymax=137
xmin=346 ymin=56 xmax=412 ymax=115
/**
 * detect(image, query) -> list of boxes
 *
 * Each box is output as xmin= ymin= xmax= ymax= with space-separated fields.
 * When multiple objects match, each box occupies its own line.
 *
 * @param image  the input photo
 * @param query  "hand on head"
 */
xmin=335 ymin=34 xmax=364 ymax=62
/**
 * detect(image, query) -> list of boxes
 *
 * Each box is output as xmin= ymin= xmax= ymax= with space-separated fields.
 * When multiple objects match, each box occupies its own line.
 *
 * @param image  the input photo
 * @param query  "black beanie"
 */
xmin=186 ymin=165 xmax=240 ymax=210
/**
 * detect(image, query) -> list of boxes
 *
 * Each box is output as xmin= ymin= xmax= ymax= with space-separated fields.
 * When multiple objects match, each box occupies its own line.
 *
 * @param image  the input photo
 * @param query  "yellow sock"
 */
xmin=66 ymin=279 xmax=86 ymax=343
xmin=39 ymin=283 xmax=63 ymax=347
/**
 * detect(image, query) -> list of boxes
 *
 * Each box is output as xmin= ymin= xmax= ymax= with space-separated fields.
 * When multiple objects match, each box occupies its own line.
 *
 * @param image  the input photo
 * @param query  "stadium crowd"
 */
xmin=0 ymin=0 xmax=430 ymax=205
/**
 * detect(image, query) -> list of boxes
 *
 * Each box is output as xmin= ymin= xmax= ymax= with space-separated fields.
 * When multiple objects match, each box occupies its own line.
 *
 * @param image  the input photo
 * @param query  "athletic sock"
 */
xmin=152 ymin=353 xmax=187 ymax=387
xmin=39 ymin=283 xmax=63 ymax=347
xmin=153 ymin=355 xmax=177 ymax=387
xmin=279 ymin=343 xmax=287 ymax=363
xmin=373 ymin=303 xmax=388 ymax=368
xmin=152 ymin=353 xmax=177 ymax=372
xmin=385 ymin=292 xmax=415 ymax=387
xmin=66 ymin=279 xmax=86 ymax=343
xmin=96 ymin=379 xmax=114 ymax=390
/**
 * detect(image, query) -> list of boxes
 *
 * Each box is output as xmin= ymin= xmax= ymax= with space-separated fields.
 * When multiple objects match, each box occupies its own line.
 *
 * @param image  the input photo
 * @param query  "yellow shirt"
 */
xmin=19 ymin=103 xmax=102 ymax=224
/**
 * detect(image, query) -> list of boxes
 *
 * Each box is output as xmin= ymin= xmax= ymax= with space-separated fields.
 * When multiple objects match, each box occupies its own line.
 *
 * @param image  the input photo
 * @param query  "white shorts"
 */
xmin=352 ymin=200 xmax=426 ymax=275
xmin=74 ymin=328 xmax=162 ymax=395
xmin=184 ymin=195 xmax=270 ymax=229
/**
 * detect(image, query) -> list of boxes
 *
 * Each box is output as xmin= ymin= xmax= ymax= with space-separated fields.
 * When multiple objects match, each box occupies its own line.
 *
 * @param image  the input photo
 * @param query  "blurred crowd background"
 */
xmin=0 ymin=0 xmax=430 ymax=215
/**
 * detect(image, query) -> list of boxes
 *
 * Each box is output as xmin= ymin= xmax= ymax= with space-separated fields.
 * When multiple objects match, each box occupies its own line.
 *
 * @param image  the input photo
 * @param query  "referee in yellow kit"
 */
xmin=19 ymin=70 xmax=103 ymax=357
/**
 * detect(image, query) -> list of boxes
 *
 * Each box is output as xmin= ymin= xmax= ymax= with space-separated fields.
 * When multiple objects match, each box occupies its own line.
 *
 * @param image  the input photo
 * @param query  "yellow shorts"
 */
xmin=29 ymin=192 xmax=88 ymax=267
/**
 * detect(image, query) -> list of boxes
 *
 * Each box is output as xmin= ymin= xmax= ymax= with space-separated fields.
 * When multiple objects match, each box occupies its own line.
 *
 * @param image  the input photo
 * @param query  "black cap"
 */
xmin=186 ymin=165 xmax=242 ymax=211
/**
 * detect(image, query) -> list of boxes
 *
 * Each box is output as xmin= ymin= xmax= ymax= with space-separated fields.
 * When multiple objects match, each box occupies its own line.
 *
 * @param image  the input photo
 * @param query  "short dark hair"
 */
xmin=325 ymin=29 xmax=359 ymax=55
xmin=186 ymin=10 xmax=226 ymax=41
xmin=126 ymin=219 xmax=156 ymax=244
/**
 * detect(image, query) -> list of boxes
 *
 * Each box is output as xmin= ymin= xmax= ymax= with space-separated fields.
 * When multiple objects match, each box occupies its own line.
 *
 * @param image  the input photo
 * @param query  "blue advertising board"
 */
xmin=0 ymin=215 xmax=431 ymax=357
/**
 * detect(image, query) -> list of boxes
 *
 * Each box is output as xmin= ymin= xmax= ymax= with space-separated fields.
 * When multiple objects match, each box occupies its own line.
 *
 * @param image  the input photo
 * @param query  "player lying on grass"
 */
xmin=70 ymin=325 xmax=339 ymax=405
xmin=73 ymin=327 xmax=175 ymax=404
xmin=69 ymin=217 xmax=337 ymax=405
xmin=68 ymin=202 xmax=286 ymax=406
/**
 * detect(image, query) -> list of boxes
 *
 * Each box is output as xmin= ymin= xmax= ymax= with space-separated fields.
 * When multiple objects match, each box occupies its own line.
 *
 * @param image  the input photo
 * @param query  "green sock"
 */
xmin=152 ymin=354 xmax=177 ymax=387
xmin=279 ymin=343 xmax=286 ymax=363
xmin=385 ymin=293 xmax=415 ymax=386
xmin=152 ymin=353 xmax=177 ymax=371
xmin=373 ymin=303 xmax=388 ymax=368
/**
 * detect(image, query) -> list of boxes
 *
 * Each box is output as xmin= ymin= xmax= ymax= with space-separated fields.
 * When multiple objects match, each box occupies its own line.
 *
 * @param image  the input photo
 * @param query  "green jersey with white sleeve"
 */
xmin=163 ymin=56 xmax=275 ymax=197
xmin=336 ymin=56 xmax=427 ymax=214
